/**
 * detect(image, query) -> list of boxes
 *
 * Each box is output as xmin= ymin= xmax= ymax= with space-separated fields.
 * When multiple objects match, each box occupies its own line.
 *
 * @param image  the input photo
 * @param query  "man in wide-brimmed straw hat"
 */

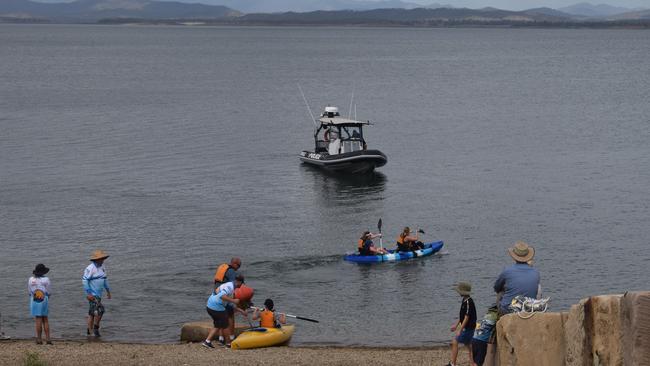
xmin=83 ymin=250 xmax=112 ymax=337
xmin=493 ymin=241 xmax=540 ymax=314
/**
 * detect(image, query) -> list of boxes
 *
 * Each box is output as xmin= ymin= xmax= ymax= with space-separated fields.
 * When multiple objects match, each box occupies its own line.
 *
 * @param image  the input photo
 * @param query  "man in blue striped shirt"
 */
xmin=83 ymin=250 xmax=112 ymax=337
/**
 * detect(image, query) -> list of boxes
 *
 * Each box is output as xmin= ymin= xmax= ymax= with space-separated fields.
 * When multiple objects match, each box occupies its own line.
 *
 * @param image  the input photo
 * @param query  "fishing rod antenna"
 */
xmin=348 ymin=81 xmax=355 ymax=118
xmin=298 ymin=84 xmax=317 ymax=129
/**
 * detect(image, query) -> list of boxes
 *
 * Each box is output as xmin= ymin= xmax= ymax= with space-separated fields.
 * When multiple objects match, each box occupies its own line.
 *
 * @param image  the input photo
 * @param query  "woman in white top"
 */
xmin=28 ymin=263 xmax=52 ymax=345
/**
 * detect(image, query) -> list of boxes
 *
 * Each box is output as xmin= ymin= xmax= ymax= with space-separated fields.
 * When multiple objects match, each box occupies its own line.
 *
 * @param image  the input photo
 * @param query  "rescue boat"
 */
xmin=299 ymin=106 xmax=387 ymax=174
xmin=344 ymin=241 xmax=444 ymax=263
xmin=230 ymin=325 xmax=295 ymax=349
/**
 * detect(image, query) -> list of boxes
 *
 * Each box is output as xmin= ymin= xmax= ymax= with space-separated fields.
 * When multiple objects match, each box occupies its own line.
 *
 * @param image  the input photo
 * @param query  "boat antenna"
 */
xmin=348 ymin=81 xmax=355 ymax=118
xmin=298 ymin=84 xmax=317 ymax=129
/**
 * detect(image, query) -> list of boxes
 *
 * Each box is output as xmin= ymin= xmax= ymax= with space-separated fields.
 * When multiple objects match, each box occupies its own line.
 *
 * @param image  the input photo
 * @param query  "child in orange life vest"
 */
xmin=252 ymin=299 xmax=286 ymax=328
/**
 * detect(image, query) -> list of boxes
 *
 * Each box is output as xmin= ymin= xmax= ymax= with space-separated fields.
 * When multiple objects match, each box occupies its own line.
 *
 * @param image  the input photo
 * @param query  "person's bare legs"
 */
xmin=87 ymin=314 xmax=94 ymax=334
xmin=94 ymin=314 xmax=102 ymax=329
xmin=450 ymin=338 xmax=459 ymax=365
xmin=222 ymin=327 xmax=232 ymax=346
xmin=228 ymin=312 xmax=235 ymax=341
xmin=35 ymin=317 xmax=43 ymax=343
xmin=205 ymin=328 xmax=218 ymax=342
xmin=43 ymin=317 xmax=51 ymax=343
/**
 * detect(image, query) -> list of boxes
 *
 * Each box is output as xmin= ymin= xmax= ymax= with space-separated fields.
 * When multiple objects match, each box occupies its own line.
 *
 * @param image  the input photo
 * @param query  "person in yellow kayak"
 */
xmin=396 ymin=226 xmax=424 ymax=253
xmin=358 ymin=231 xmax=388 ymax=256
xmin=252 ymin=299 xmax=286 ymax=328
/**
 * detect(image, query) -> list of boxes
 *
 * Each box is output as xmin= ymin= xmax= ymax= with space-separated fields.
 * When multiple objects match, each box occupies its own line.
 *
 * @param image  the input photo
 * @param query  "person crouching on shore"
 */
xmin=83 ymin=250 xmax=111 ymax=337
xmin=203 ymin=274 xmax=248 ymax=349
xmin=29 ymin=264 xmax=52 ymax=345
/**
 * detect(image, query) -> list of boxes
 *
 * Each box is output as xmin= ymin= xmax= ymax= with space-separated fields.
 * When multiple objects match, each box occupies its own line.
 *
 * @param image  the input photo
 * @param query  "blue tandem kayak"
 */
xmin=344 ymin=241 xmax=444 ymax=263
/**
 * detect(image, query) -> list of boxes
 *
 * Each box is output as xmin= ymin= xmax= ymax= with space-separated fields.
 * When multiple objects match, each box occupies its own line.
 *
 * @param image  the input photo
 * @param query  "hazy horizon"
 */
xmin=27 ymin=0 xmax=650 ymax=12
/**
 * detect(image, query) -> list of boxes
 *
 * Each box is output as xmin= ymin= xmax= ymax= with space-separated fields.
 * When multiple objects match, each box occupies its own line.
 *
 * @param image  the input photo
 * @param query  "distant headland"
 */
xmin=1 ymin=0 xmax=649 ymax=28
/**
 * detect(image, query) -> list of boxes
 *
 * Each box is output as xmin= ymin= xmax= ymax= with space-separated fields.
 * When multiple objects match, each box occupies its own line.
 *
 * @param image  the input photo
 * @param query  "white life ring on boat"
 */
xmin=324 ymin=129 xmax=337 ymax=142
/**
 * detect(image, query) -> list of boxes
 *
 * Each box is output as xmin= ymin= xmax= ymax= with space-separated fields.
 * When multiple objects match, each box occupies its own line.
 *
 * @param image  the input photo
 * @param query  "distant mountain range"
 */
xmin=1 ymin=0 xmax=649 ymax=25
xmin=0 ymin=0 xmax=238 ymax=22
xmin=558 ymin=2 xmax=640 ymax=17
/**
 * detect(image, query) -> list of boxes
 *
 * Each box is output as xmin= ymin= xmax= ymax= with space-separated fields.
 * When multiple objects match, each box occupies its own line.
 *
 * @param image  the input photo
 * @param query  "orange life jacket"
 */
xmin=214 ymin=263 xmax=231 ymax=283
xmin=396 ymin=235 xmax=405 ymax=245
xmin=358 ymin=239 xmax=365 ymax=250
xmin=260 ymin=309 xmax=276 ymax=328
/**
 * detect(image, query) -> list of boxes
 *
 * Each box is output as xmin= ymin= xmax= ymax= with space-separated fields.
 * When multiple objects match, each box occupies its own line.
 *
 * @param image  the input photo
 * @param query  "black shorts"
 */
xmin=226 ymin=306 xmax=234 ymax=316
xmin=88 ymin=300 xmax=105 ymax=317
xmin=207 ymin=307 xmax=228 ymax=329
xmin=472 ymin=339 xmax=488 ymax=366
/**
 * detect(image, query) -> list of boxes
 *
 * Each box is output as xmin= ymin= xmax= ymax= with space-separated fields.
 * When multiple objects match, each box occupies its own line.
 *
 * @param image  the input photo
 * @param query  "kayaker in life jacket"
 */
xmin=214 ymin=257 xmax=241 ymax=285
xmin=358 ymin=231 xmax=388 ymax=256
xmin=396 ymin=227 xmax=424 ymax=253
xmin=252 ymin=299 xmax=286 ymax=328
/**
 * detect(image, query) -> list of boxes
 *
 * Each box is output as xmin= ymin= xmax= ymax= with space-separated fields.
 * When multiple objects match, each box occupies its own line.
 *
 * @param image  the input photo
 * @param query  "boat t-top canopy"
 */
xmin=318 ymin=116 xmax=370 ymax=126
xmin=317 ymin=106 xmax=370 ymax=126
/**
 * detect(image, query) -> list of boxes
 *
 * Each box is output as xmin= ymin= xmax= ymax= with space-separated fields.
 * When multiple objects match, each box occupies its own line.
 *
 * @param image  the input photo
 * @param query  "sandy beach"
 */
xmin=0 ymin=340 xmax=467 ymax=366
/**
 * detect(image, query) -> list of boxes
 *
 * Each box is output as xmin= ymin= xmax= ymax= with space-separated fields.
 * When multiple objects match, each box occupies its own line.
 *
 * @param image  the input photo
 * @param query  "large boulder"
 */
xmin=588 ymin=295 xmax=623 ymax=366
xmin=621 ymin=291 xmax=650 ymax=366
xmin=180 ymin=321 xmax=251 ymax=343
xmin=496 ymin=312 xmax=566 ymax=366
xmin=565 ymin=299 xmax=588 ymax=366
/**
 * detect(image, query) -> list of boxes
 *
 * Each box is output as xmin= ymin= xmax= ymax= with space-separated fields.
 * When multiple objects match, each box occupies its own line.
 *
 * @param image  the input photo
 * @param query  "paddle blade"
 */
xmin=377 ymin=218 xmax=382 ymax=233
xmin=418 ymin=229 xmax=425 ymax=234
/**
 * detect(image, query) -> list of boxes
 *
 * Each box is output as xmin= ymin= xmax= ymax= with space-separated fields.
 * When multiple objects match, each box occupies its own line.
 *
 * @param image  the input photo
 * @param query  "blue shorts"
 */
xmin=456 ymin=328 xmax=475 ymax=345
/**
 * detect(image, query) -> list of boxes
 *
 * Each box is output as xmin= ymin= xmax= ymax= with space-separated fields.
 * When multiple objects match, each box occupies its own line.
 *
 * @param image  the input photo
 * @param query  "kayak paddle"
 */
xmin=251 ymin=307 xmax=319 ymax=323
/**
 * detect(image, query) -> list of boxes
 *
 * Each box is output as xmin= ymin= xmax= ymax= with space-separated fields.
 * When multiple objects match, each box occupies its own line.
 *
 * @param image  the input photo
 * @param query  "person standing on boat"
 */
xmin=213 ymin=257 xmax=241 ymax=344
xmin=358 ymin=231 xmax=388 ymax=256
xmin=83 ymin=250 xmax=111 ymax=337
xmin=29 ymin=264 xmax=52 ymax=345
xmin=396 ymin=227 xmax=424 ymax=253
xmin=493 ymin=241 xmax=540 ymax=315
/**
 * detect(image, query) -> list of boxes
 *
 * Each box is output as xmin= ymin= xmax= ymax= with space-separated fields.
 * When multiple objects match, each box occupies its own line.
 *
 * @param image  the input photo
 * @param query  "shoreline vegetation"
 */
xmin=0 ymin=340 xmax=464 ymax=366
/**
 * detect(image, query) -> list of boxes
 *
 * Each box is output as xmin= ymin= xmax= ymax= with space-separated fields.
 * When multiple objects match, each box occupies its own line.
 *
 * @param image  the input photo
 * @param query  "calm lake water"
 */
xmin=1 ymin=24 xmax=649 ymax=345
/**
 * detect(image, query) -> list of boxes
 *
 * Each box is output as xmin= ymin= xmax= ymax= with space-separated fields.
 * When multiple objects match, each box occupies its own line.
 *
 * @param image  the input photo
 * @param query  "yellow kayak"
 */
xmin=230 ymin=325 xmax=295 ymax=349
